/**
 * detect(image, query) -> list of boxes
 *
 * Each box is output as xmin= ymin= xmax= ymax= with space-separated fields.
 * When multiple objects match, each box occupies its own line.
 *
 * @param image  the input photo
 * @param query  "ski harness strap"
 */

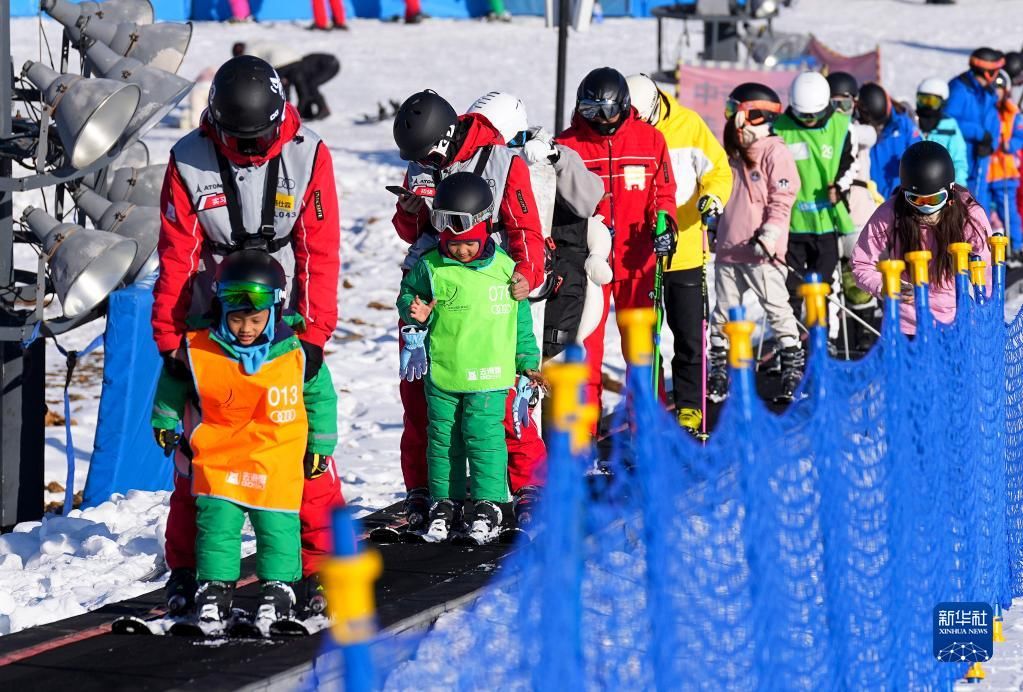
xmin=208 ymin=148 xmax=290 ymax=255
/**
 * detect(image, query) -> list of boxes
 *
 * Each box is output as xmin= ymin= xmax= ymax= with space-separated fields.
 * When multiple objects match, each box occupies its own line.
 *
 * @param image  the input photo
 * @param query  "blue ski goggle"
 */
xmin=507 ymin=130 xmax=528 ymax=147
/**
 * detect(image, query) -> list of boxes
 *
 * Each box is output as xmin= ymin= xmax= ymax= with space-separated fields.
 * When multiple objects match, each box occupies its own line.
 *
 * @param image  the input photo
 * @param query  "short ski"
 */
xmin=498 ymin=527 xmax=530 ymax=545
xmin=369 ymin=523 xmax=406 ymax=543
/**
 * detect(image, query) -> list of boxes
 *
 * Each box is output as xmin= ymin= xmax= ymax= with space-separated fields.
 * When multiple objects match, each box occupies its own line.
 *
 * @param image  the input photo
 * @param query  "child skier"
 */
xmin=707 ymin=83 xmax=803 ymax=402
xmin=397 ymin=172 xmax=542 ymax=545
xmin=152 ymin=250 xmax=338 ymax=629
xmin=915 ymin=78 xmax=969 ymax=186
xmin=987 ymin=70 xmax=1023 ymax=252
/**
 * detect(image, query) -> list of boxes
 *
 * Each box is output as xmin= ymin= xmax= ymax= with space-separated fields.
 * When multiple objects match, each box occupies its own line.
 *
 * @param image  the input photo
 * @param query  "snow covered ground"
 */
xmin=3 ymin=0 xmax=1023 ymax=684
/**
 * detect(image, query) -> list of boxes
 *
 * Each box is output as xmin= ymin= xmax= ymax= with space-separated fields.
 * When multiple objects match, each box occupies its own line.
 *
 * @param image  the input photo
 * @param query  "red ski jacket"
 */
xmin=556 ymin=111 xmax=676 ymax=280
xmin=391 ymin=113 xmax=546 ymax=289
xmin=152 ymin=104 xmax=340 ymax=353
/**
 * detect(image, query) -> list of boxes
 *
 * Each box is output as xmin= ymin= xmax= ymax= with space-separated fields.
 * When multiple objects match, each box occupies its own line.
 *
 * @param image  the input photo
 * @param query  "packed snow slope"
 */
xmin=3 ymin=3 xmax=1023 ymax=685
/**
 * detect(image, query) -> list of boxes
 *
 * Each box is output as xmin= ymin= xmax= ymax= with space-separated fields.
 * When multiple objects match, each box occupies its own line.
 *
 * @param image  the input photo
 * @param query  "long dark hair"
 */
xmin=890 ymin=185 xmax=982 ymax=286
xmin=723 ymin=118 xmax=756 ymax=169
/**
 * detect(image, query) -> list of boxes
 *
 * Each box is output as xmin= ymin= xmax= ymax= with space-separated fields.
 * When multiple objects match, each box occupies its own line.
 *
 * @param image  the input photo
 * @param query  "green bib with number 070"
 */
xmin=422 ymin=248 xmax=517 ymax=393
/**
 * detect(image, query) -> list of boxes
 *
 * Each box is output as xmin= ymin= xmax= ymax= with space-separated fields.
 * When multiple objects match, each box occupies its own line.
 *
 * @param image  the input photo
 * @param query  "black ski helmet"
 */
xmin=392 ymin=90 xmax=459 ymax=162
xmin=208 ymin=56 xmax=286 ymax=140
xmin=900 ymin=140 xmax=955 ymax=196
xmin=213 ymin=249 xmax=287 ymax=318
xmin=1005 ymin=51 xmax=1023 ymax=85
xmin=433 ymin=172 xmax=494 ymax=218
xmin=969 ymin=47 xmax=1005 ymax=79
xmin=856 ymin=82 xmax=891 ymax=125
xmin=726 ymin=82 xmax=782 ymax=125
xmin=826 ymin=71 xmax=859 ymax=98
xmin=576 ymin=67 xmax=631 ymax=133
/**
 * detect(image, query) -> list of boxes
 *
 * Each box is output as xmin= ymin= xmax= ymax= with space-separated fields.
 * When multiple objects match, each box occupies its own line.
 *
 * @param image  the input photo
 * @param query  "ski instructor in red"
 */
xmin=556 ymin=67 xmax=677 ymax=415
xmin=391 ymin=90 xmax=547 ymax=532
xmin=152 ymin=55 xmax=342 ymax=618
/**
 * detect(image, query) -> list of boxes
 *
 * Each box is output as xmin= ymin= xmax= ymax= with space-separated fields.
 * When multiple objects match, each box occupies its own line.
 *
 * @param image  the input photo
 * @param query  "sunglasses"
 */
xmin=904 ymin=188 xmax=949 ymax=210
xmin=507 ymin=130 xmax=528 ymax=147
xmin=830 ymin=96 xmax=854 ymax=114
xmin=577 ymin=99 xmax=622 ymax=121
xmin=430 ymin=207 xmax=491 ymax=234
xmin=916 ymin=93 xmax=944 ymax=110
xmin=724 ymin=98 xmax=782 ymax=125
xmin=217 ymin=281 xmax=281 ymax=311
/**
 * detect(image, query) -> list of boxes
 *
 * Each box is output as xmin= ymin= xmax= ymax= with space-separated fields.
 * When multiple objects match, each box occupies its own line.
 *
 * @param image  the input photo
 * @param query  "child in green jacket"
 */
xmin=397 ymin=172 xmax=541 ymax=545
xmin=152 ymin=250 xmax=337 ymax=630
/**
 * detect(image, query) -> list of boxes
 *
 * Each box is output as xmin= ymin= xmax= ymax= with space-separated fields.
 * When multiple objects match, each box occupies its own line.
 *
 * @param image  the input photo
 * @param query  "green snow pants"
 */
xmin=195 ymin=496 xmax=301 ymax=583
xmin=424 ymin=379 xmax=509 ymax=503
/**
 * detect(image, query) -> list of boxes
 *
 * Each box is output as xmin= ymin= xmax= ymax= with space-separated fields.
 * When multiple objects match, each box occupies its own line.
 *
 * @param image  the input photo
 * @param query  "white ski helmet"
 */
xmin=917 ymin=77 xmax=949 ymax=100
xmin=467 ymin=91 xmax=528 ymax=144
xmin=626 ymin=73 xmax=663 ymax=125
xmin=789 ymin=71 xmax=831 ymax=115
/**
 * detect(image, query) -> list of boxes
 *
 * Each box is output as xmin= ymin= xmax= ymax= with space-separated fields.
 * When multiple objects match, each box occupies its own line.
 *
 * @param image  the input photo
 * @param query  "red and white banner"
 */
xmin=676 ymin=63 xmax=803 ymax=143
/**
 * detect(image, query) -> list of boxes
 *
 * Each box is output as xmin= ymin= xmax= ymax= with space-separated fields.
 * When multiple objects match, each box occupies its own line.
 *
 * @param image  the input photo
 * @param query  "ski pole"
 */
xmin=700 ymin=221 xmax=709 ymax=439
xmin=755 ymin=238 xmax=881 ymax=338
xmin=650 ymin=212 xmax=669 ymax=394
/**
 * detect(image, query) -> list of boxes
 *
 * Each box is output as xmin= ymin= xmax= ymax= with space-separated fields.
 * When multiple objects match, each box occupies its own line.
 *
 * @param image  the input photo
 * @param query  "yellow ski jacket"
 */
xmin=656 ymin=93 xmax=733 ymax=272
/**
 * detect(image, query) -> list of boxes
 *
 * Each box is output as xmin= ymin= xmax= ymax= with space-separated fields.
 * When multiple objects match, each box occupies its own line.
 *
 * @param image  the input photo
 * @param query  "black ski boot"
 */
xmin=512 ymin=485 xmax=540 ymax=530
xmin=422 ymin=499 xmax=457 ymax=543
xmin=166 ymin=567 xmax=197 ymax=615
xmin=404 ymin=487 xmax=431 ymax=534
xmin=461 ymin=500 xmax=503 ymax=546
xmin=194 ymin=580 xmax=234 ymax=625
xmin=257 ymin=580 xmax=297 ymax=624
xmin=707 ymin=347 xmax=729 ymax=402
xmin=777 ymin=346 xmax=806 ymax=403
xmin=295 ymin=573 xmax=326 ymax=618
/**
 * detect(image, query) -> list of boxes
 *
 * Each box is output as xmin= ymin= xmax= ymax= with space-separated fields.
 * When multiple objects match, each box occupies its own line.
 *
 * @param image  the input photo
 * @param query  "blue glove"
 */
xmin=512 ymin=375 xmax=533 ymax=439
xmin=399 ymin=326 xmax=429 ymax=382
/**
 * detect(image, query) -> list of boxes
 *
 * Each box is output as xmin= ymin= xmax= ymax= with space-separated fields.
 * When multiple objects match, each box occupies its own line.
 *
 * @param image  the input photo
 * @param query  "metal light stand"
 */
xmin=0 ymin=0 xmax=115 ymax=528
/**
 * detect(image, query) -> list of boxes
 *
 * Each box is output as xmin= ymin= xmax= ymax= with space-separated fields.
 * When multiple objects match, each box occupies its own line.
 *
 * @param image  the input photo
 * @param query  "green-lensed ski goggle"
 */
xmin=216 ymin=281 xmax=282 ymax=311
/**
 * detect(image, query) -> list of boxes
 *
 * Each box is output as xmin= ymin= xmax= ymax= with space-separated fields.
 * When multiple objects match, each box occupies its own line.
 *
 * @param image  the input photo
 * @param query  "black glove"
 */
xmin=304 ymin=452 xmax=330 ymax=479
xmin=652 ymin=212 xmax=678 ymax=258
xmin=153 ymin=428 xmax=181 ymax=458
xmin=975 ymin=132 xmax=995 ymax=158
xmin=300 ymin=340 xmax=324 ymax=382
xmin=161 ymin=350 xmax=190 ymax=381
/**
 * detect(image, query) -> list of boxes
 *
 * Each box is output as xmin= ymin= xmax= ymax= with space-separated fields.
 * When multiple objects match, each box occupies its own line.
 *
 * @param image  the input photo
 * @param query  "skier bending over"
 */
xmin=396 ymin=173 xmax=542 ymax=544
xmin=705 ymin=83 xmax=803 ymax=403
xmin=152 ymin=251 xmax=338 ymax=629
xmin=153 ymin=55 xmax=342 ymax=618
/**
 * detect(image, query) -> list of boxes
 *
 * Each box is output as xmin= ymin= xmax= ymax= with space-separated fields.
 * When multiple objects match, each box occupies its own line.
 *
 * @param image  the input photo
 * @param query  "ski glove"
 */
xmin=751 ymin=224 xmax=783 ymax=259
xmin=300 ymin=340 xmax=324 ymax=382
xmin=161 ymin=349 xmax=190 ymax=381
xmin=154 ymin=428 xmax=181 ymax=458
xmin=696 ymin=194 xmax=723 ymax=226
xmin=399 ymin=326 xmax=429 ymax=382
xmin=523 ymin=128 xmax=558 ymax=166
xmin=512 ymin=375 xmax=533 ymax=439
xmin=652 ymin=211 xmax=678 ymax=258
xmin=975 ymin=132 xmax=995 ymax=159
xmin=304 ymin=453 xmax=331 ymax=480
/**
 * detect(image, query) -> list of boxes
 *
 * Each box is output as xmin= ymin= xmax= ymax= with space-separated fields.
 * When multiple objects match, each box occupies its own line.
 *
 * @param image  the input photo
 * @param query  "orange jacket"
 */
xmin=187 ymin=330 xmax=308 ymax=512
xmin=988 ymin=101 xmax=1023 ymax=183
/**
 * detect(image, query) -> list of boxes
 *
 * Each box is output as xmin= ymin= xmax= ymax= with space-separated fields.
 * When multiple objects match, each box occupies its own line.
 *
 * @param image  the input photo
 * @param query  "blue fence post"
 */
xmin=969 ymin=255 xmax=988 ymax=307
xmin=537 ymin=353 xmax=592 ymax=692
xmin=723 ymin=305 xmax=755 ymax=423
xmin=905 ymin=250 xmax=933 ymax=339
xmin=989 ymin=234 xmax=1008 ymax=307
xmin=321 ymin=508 xmax=382 ymax=692
xmin=877 ymin=259 xmax=906 ymax=338
xmin=949 ymin=242 xmax=973 ymax=306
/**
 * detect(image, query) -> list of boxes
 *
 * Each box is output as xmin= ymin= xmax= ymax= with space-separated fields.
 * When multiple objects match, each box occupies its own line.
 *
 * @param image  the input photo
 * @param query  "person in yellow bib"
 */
xmin=397 ymin=172 xmax=543 ymax=545
xmin=627 ymin=74 xmax=732 ymax=438
xmin=152 ymin=250 xmax=338 ymax=631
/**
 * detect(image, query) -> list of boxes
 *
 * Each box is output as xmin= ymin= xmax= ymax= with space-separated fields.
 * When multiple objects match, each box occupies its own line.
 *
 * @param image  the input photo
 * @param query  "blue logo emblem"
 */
xmin=933 ymin=602 xmax=993 ymax=663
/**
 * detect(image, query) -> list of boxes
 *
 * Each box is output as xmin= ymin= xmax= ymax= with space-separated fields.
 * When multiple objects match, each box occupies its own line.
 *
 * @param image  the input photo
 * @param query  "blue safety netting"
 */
xmin=312 ymin=281 xmax=1020 ymax=691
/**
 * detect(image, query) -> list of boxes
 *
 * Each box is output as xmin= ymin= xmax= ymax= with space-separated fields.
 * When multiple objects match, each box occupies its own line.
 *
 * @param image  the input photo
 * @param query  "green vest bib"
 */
xmin=422 ymin=248 xmax=517 ymax=393
xmin=774 ymin=112 xmax=855 ymax=235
